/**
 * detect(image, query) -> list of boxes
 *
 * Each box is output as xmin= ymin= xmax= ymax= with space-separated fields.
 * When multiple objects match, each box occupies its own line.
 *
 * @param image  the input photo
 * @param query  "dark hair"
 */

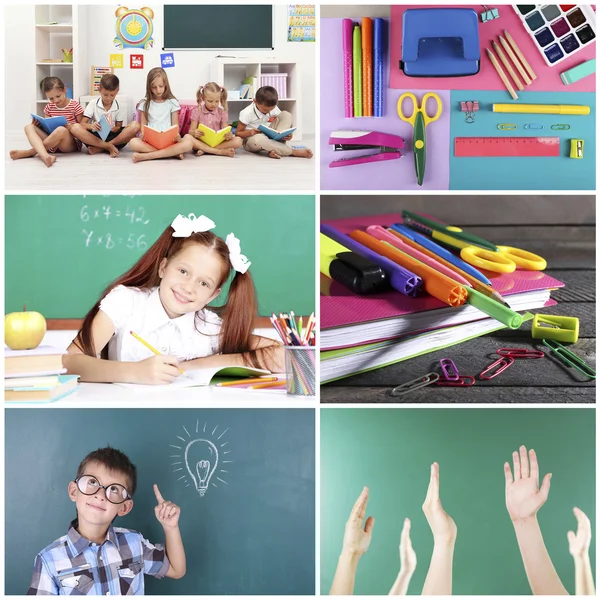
xmin=142 ymin=67 xmax=177 ymax=123
xmin=255 ymin=86 xmax=278 ymax=107
xmin=76 ymin=447 xmax=137 ymax=496
xmin=100 ymin=73 xmax=120 ymax=92
xmin=41 ymin=77 xmax=65 ymax=93
xmin=74 ymin=224 xmax=264 ymax=367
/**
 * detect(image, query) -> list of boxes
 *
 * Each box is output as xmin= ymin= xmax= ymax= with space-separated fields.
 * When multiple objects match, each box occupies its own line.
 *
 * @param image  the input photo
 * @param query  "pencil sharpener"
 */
xmin=531 ymin=314 xmax=579 ymax=343
xmin=569 ymin=139 xmax=584 ymax=159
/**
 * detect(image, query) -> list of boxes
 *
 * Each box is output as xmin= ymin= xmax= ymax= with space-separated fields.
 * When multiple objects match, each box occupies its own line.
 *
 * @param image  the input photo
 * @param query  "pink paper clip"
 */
xmin=435 ymin=374 xmax=475 ymax=387
xmin=479 ymin=356 xmax=514 ymax=380
xmin=439 ymin=358 xmax=460 ymax=381
xmin=497 ymin=348 xmax=545 ymax=359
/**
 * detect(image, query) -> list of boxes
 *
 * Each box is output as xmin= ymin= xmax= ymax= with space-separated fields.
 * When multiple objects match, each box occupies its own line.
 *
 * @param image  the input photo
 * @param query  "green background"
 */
xmin=5 ymin=195 xmax=315 ymax=317
xmin=5 ymin=408 xmax=315 ymax=595
xmin=321 ymin=408 xmax=595 ymax=595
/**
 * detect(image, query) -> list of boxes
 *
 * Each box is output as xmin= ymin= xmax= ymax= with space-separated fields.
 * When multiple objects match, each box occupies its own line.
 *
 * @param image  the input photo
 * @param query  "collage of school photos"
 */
xmin=2 ymin=2 xmax=596 ymax=597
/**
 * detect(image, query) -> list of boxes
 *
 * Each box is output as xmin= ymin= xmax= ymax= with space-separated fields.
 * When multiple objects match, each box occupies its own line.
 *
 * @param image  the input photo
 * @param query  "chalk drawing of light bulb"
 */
xmin=169 ymin=419 xmax=233 ymax=498
xmin=185 ymin=439 xmax=218 ymax=497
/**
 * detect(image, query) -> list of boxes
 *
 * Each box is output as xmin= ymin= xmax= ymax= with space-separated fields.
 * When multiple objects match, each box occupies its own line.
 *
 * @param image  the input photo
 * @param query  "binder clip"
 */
xmin=391 ymin=372 xmax=439 ymax=396
xmin=480 ymin=5 xmax=499 ymax=22
xmin=531 ymin=314 xmax=579 ymax=343
xmin=479 ymin=356 xmax=514 ymax=380
xmin=461 ymin=101 xmax=479 ymax=124
xmin=542 ymin=339 xmax=595 ymax=380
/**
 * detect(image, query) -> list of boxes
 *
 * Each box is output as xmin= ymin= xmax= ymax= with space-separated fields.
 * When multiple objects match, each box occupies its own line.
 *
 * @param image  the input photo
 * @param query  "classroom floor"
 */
xmin=5 ymin=132 xmax=316 ymax=191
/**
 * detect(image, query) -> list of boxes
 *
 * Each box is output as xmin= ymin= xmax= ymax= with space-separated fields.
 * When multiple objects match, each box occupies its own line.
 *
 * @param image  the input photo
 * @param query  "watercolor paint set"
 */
xmin=514 ymin=5 xmax=596 ymax=66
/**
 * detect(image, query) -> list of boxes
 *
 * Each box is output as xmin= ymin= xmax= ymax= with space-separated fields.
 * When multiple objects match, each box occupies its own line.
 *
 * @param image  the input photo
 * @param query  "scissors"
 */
xmin=397 ymin=92 xmax=442 ymax=186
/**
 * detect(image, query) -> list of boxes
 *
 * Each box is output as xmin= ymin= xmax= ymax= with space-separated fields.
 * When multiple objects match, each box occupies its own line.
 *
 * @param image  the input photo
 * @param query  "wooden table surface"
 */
xmin=321 ymin=224 xmax=596 ymax=404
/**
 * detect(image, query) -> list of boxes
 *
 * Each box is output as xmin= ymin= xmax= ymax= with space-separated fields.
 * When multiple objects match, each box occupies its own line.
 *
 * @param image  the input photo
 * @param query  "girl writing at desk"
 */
xmin=63 ymin=214 xmax=283 ymax=384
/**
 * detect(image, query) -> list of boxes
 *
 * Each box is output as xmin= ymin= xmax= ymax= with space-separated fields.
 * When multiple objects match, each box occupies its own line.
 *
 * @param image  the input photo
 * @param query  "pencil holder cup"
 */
xmin=284 ymin=347 xmax=316 ymax=397
xmin=62 ymin=49 xmax=73 ymax=62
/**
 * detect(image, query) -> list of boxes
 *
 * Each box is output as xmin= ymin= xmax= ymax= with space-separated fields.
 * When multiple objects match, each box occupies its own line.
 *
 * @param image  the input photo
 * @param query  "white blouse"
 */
xmin=99 ymin=285 xmax=222 ymax=362
xmin=137 ymin=98 xmax=180 ymax=131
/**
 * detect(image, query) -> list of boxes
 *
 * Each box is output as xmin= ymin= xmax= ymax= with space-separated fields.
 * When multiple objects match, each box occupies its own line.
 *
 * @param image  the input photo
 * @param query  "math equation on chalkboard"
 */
xmin=80 ymin=204 xmax=150 ymax=250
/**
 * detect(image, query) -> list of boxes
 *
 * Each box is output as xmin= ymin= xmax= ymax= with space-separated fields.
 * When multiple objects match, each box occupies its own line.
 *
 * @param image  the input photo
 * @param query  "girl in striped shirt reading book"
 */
xmin=9 ymin=77 xmax=83 ymax=168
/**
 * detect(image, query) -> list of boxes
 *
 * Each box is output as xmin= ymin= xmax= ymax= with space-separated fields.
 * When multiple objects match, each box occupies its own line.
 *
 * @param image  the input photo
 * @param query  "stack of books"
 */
xmin=320 ymin=214 xmax=564 ymax=384
xmin=5 ymin=346 xmax=79 ymax=402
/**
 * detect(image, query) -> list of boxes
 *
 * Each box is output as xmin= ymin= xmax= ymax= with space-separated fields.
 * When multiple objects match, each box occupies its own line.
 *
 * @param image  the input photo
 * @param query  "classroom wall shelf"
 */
xmin=210 ymin=58 xmax=302 ymax=140
xmin=33 ymin=5 xmax=88 ymax=113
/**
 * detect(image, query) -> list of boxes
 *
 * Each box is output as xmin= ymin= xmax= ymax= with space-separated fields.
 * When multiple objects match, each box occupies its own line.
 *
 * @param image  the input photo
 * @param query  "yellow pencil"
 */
xmin=129 ymin=330 xmax=188 ymax=377
xmin=217 ymin=377 xmax=277 ymax=387
xmin=251 ymin=380 xmax=287 ymax=389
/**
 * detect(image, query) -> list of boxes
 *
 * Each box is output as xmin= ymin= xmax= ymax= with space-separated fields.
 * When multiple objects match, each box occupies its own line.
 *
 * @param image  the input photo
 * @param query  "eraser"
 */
xmin=560 ymin=59 xmax=596 ymax=85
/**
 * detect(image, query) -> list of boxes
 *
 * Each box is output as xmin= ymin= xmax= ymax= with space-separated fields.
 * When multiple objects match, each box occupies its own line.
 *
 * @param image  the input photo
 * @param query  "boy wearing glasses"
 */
xmin=27 ymin=447 xmax=186 ymax=595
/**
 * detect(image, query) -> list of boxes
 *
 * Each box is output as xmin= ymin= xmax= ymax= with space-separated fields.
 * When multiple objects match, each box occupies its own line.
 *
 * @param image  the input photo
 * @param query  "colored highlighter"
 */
xmin=321 ymin=224 xmax=422 ymax=296
xmin=466 ymin=288 xmax=523 ymax=329
xmin=373 ymin=18 xmax=384 ymax=117
xmin=362 ymin=17 xmax=373 ymax=117
xmin=342 ymin=19 xmax=354 ymax=118
xmin=350 ymin=230 xmax=468 ymax=307
xmin=353 ymin=25 xmax=363 ymax=117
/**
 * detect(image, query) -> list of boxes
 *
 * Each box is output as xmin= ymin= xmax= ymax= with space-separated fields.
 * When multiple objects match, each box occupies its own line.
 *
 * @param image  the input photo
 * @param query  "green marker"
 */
xmin=467 ymin=288 xmax=523 ymax=329
xmin=353 ymin=25 xmax=362 ymax=117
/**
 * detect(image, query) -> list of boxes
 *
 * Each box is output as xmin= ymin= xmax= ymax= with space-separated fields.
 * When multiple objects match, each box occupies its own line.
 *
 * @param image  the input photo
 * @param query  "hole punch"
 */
xmin=497 ymin=123 xmax=518 ymax=130
xmin=391 ymin=372 xmax=439 ymax=396
xmin=479 ymin=356 xmax=514 ymax=380
xmin=461 ymin=100 xmax=479 ymax=123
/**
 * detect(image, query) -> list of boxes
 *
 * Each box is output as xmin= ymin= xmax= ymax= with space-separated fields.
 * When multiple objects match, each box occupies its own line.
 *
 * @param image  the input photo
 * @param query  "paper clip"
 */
xmin=435 ymin=374 xmax=475 ymax=387
xmin=439 ymin=358 xmax=460 ymax=381
xmin=542 ymin=339 xmax=596 ymax=380
xmin=479 ymin=356 xmax=514 ymax=380
xmin=551 ymin=124 xmax=570 ymax=130
xmin=497 ymin=123 xmax=517 ymax=130
xmin=524 ymin=123 xmax=544 ymax=130
xmin=391 ymin=372 xmax=439 ymax=396
xmin=461 ymin=101 xmax=479 ymax=124
xmin=531 ymin=314 xmax=579 ymax=343
xmin=497 ymin=348 xmax=545 ymax=359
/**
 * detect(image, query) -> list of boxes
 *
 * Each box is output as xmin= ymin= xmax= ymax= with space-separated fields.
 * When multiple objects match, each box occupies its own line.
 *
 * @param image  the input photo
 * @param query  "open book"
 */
xmin=258 ymin=124 xmax=296 ymax=141
xmin=197 ymin=124 xmax=232 ymax=148
xmin=142 ymin=124 xmax=178 ymax=150
xmin=31 ymin=114 xmax=68 ymax=134
xmin=114 ymin=365 xmax=271 ymax=391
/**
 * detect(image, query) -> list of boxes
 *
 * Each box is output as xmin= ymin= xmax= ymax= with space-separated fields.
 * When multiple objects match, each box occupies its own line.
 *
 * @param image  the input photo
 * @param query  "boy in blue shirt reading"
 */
xmin=27 ymin=447 xmax=186 ymax=595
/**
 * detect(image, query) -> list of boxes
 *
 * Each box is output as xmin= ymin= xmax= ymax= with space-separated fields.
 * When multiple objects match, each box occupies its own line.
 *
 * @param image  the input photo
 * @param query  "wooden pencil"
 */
xmin=499 ymin=35 xmax=532 ymax=85
xmin=486 ymin=48 xmax=518 ymax=100
xmin=251 ymin=380 xmax=286 ymax=389
xmin=492 ymin=40 xmax=524 ymax=90
xmin=503 ymin=29 xmax=537 ymax=80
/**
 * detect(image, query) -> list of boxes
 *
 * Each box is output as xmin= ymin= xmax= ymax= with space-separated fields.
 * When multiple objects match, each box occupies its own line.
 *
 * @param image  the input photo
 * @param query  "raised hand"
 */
xmin=154 ymin=484 xmax=181 ymax=529
xmin=504 ymin=446 xmax=552 ymax=523
xmin=568 ymin=507 xmax=592 ymax=558
xmin=399 ymin=518 xmax=417 ymax=572
xmin=422 ymin=462 xmax=457 ymax=543
xmin=342 ymin=486 xmax=375 ymax=556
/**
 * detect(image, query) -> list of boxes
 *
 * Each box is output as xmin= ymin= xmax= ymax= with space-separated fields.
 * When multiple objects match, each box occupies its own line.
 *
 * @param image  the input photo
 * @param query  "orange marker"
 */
xmin=349 ymin=230 xmax=468 ymax=307
xmin=362 ymin=17 xmax=373 ymax=117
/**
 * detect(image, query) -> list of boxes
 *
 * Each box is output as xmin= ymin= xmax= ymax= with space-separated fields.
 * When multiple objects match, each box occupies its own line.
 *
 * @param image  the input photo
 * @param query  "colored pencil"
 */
xmin=504 ymin=29 xmax=537 ymax=80
xmin=217 ymin=377 xmax=277 ymax=387
xmin=486 ymin=48 xmax=518 ymax=100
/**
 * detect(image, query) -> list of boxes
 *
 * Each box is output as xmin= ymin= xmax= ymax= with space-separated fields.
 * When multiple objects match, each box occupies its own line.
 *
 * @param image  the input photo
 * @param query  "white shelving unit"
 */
xmin=210 ymin=58 xmax=302 ymax=140
xmin=33 ymin=5 xmax=88 ymax=113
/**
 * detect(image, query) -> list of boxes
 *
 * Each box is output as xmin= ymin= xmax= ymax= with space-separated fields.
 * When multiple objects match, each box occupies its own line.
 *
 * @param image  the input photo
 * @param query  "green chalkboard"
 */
xmin=163 ymin=5 xmax=273 ymax=49
xmin=5 ymin=195 xmax=314 ymax=318
xmin=321 ymin=408 xmax=595 ymax=595
xmin=5 ymin=408 xmax=315 ymax=595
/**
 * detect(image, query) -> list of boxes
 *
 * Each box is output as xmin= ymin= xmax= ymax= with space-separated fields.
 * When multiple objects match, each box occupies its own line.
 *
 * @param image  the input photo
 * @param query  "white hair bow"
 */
xmin=226 ymin=233 xmax=251 ymax=274
xmin=171 ymin=214 xmax=216 ymax=237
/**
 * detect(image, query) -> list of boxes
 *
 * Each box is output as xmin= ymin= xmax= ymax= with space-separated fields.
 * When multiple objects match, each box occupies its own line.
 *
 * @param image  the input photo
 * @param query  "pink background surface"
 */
xmin=390 ymin=4 xmax=596 ymax=92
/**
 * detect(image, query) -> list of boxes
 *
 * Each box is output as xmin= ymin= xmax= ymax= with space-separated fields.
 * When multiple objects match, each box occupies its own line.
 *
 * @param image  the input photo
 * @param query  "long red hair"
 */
xmin=74 ymin=224 xmax=261 ymax=366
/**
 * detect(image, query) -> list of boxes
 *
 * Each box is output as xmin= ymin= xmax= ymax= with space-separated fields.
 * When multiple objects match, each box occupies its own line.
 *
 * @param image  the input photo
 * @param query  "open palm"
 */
xmin=343 ymin=487 xmax=375 ymax=555
xmin=422 ymin=462 xmax=457 ymax=543
xmin=505 ymin=446 xmax=552 ymax=522
xmin=568 ymin=507 xmax=592 ymax=558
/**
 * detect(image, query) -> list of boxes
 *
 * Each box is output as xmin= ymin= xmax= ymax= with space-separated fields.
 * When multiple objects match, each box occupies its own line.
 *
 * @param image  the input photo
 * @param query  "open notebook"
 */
xmin=114 ymin=365 xmax=272 ymax=391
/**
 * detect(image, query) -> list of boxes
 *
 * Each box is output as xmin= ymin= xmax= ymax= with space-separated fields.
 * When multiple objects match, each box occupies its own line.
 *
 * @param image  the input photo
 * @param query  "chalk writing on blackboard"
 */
xmin=80 ymin=204 xmax=150 ymax=224
xmin=169 ymin=419 xmax=233 ymax=497
xmin=81 ymin=230 xmax=149 ymax=250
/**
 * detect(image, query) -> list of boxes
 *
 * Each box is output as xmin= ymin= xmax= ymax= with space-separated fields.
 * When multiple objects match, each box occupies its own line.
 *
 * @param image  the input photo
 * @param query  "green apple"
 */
xmin=4 ymin=305 xmax=47 ymax=350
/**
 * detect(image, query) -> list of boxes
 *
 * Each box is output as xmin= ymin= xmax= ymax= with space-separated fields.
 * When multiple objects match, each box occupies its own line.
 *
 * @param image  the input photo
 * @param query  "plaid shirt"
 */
xmin=27 ymin=520 xmax=170 ymax=595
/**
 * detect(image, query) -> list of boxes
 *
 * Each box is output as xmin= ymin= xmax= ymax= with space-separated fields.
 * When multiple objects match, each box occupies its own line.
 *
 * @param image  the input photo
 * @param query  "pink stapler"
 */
xmin=329 ymin=130 xmax=404 ymax=168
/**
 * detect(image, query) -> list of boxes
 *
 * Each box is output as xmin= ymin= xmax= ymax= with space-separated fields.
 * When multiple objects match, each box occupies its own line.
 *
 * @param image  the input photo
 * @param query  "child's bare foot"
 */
xmin=291 ymin=148 xmax=313 ymax=159
xmin=268 ymin=150 xmax=281 ymax=160
xmin=88 ymin=146 xmax=103 ymax=155
xmin=195 ymin=150 xmax=204 ymax=157
xmin=217 ymin=148 xmax=236 ymax=158
xmin=106 ymin=143 xmax=119 ymax=158
xmin=132 ymin=152 xmax=146 ymax=163
xmin=177 ymin=153 xmax=184 ymax=160
xmin=10 ymin=149 xmax=36 ymax=160
xmin=40 ymin=154 xmax=57 ymax=168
